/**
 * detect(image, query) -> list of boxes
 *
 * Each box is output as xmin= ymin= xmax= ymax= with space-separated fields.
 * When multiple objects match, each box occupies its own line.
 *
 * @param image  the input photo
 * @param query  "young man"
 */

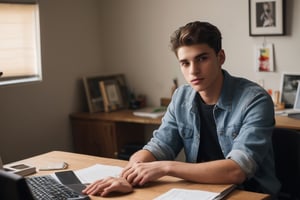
xmin=83 ymin=21 xmax=280 ymax=198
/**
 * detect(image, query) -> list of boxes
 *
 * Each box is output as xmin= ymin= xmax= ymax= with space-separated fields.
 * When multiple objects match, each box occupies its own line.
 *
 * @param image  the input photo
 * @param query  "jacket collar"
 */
xmin=189 ymin=69 xmax=233 ymax=113
xmin=216 ymin=69 xmax=233 ymax=112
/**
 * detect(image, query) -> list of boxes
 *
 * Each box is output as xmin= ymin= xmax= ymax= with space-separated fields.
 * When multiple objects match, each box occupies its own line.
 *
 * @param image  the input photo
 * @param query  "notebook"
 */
xmin=276 ymin=81 xmax=300 ymax=117
xmin=0 ymin=169 xmax=90 ymax=200
xmin=133 ymin=107 xmax=166 ymax=118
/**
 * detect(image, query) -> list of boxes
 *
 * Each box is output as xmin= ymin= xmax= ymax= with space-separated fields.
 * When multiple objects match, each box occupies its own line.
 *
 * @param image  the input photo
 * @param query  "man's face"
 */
xmin=177 ymin=44 xmax=225 ymax=94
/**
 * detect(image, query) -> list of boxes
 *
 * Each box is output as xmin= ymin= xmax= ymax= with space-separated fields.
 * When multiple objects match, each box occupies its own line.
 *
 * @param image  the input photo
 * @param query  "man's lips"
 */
xmin=191 ymin=78 xmax=204 ymax=85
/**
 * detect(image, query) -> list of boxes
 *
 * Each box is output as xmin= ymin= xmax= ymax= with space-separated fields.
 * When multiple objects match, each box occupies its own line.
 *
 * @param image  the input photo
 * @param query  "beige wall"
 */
xmin=101 ymin=0 xmax=300 ymax=105
xmin=0 ymin=0 xmax=299 ymax=163
xmin=0 ymin=0 xmax=105 ymax=163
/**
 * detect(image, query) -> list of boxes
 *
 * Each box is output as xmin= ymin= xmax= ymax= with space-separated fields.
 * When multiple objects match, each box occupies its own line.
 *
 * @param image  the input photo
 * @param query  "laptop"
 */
xmin=276 ymin=80 xmax=300 ymax=117
xmin=0 ymin=168 xmax=90 ymax=200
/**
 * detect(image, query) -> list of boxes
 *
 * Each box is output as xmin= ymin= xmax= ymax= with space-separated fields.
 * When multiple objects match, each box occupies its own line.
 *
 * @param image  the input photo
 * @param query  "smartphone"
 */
xmin=55 ymin=170 xmax=82 ymax=185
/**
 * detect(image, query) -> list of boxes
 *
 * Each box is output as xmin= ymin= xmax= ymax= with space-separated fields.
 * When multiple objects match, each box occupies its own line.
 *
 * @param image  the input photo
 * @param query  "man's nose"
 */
xmin=190 ymin=62 xmax=200 ymax=74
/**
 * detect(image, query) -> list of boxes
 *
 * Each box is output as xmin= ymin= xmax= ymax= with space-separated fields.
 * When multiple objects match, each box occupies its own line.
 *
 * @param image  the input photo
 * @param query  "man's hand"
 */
xmin=120 ymin=149 xmax=160 ymax=186
xmin=82 ymin=177 xmax=133 ymax=197
xmin=122 ymin=161 xmax=168 ymax=186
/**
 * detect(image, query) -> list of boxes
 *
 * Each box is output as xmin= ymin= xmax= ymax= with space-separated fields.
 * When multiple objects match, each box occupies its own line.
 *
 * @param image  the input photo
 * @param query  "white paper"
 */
xmin=74 ymin=164 xmax=123 ymax=184
xmin=154 ymin=188 xmax=219 ymax=200
xmin=133 ymin=107 xmax=166 ymax=118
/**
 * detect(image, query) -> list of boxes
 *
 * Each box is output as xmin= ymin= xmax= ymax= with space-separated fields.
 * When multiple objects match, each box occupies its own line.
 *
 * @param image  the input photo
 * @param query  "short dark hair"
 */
xmin=170 ymin=21 xmax=222 ymax=55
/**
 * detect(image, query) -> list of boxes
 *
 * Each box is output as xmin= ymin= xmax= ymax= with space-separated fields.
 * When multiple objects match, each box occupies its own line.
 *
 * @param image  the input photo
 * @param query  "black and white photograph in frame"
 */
xmin=249 ymin=0 xmax=285 ymax=36
xmin=279 ymin=73 xmax=300 ymax=108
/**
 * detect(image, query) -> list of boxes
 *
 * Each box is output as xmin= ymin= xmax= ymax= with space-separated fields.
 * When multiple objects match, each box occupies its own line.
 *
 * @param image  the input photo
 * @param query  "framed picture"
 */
xmin=83 ymin=74 xmax=129 ymax=113
xmin=254 ymin=43 xmax=274 ymax=72
xmin=249 ymin=0 xmax=285 ymax=36
xmin=279 ymin=73 xmax=300 ymax=108
xmin=99 ymin=79 xmax=125 ymax=112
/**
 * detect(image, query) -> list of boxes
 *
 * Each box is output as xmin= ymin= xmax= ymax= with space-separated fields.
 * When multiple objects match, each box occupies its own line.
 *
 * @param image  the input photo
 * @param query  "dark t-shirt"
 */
xmin=196 ymin=94 xmax=224 ymax=162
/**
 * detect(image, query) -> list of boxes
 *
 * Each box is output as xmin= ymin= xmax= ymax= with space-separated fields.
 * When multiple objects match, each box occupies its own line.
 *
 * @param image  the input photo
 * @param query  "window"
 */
xmin=0 ymin=2 xmax=41 ymax=86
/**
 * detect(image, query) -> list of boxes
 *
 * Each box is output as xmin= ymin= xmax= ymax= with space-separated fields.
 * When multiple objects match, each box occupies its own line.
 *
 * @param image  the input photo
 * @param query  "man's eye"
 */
xmin=196 ymin=56 xmax=208 ymax=62
xmin=180 ymin=62 xmax=189 ymax=67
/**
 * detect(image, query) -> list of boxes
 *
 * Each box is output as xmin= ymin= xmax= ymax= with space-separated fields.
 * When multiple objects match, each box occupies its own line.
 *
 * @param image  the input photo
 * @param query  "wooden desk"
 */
xmin=70 ymin=110 xmax=300 ymax=158
xmin=275 ymin=115 xmax=300 ymax=130
xmin=70 ymin=110 xmax=161 ymax=159
xmin=71 ymin=110 xmax=300 ymax=130
xmin=70 ymin=109 xmax=161 ymax=125
xmin=17 ymin=151 xmax=270 ymax=200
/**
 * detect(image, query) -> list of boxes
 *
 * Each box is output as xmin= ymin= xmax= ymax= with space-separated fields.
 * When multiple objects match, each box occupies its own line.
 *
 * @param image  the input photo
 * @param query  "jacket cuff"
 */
xmin=226 ymin=149 xmax=257 ymax=178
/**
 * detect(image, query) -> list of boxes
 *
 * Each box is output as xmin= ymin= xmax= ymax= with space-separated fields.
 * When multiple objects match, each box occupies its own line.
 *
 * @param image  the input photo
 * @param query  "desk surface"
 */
xmin=70 ymin=109 xmax=162 ymax=125
xmin=16 ymin=151 xmax=270 ymax=200
xmin=275 ymin=115 xmax=300 ymax=130
xmin=70 ymin=109 xmax=300 ymax=130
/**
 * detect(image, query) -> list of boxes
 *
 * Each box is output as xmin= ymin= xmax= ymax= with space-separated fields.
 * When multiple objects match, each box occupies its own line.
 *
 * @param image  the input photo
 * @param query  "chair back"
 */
xmin=272 ymin=128 xmax=300 ymax=199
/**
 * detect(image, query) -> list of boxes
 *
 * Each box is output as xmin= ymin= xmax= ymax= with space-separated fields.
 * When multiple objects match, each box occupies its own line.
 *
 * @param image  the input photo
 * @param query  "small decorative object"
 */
xmin=271 ymin=90 xmax=285 ymax=110
xmin=129 ymin=93 xmax=146 ymax=110
xmin=249 ymin=0 xmax=285 ymax=36
xmin=254 ymin=43 xmax=274 ymax=72
xmin=171 ymin=78 xmax=178 ymax=96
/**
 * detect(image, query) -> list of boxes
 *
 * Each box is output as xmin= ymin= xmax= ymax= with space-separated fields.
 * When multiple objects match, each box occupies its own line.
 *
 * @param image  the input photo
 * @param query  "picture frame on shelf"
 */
xmin=99 ymin=79 xmax=125 ymax=112
xmin=279 ymin=73 xmax=300 ymax=108
xmin=83 ymin=74 xmax=128 ymax=113
xmin=249 ymin=0 xmax=285 ymax=36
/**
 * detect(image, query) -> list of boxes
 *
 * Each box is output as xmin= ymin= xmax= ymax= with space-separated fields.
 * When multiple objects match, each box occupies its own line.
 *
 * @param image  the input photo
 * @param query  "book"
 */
xmin=133 ymin=107 xmax=166 ymax=118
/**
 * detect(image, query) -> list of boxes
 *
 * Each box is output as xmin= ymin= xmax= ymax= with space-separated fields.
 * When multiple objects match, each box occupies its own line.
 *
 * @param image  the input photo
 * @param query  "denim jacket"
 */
xmin=144 ymin=70 xmax=280 ymax=197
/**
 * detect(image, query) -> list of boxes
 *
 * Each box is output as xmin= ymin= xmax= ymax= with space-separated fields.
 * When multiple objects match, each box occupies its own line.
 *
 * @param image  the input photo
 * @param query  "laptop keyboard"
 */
xmin=26 ymin=175 xmax=87 ymax=200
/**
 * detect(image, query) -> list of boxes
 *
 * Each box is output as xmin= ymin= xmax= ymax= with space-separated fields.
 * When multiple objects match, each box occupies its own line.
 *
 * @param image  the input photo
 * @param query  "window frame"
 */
xmin=0 ymin=1 xmax=42 ymax=86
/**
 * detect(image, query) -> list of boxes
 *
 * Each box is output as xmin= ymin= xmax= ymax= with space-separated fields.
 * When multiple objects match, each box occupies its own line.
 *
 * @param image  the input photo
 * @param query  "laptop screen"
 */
xmin=0 ymin=156 xmax=3 ymax=169
xmin=294 ymin=81 xmax=300 ymax=110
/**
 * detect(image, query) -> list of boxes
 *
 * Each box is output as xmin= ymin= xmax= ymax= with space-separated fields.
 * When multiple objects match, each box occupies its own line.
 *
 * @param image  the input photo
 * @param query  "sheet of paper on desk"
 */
xmin=74 ymin=164 xmax=122 ymax=184
xmin=154 ymin=184 xmax=236 ymax=200
xmin=154 ymin=188 xmax=219 ymax=200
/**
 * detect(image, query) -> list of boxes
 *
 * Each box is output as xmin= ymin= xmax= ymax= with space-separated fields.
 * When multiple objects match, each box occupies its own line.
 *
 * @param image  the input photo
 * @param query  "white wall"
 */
xmin=100 ymin=0 xmax=300 ymax=106
xmin=0 ymin=0 xmax=299 ymax=163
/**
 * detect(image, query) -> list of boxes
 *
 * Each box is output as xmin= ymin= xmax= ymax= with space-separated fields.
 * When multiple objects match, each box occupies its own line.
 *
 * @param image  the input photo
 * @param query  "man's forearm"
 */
xmin=129 ymin=149 xmax=156 ymax=163
xmin=165 ymin=159 xmax=247 ymax=184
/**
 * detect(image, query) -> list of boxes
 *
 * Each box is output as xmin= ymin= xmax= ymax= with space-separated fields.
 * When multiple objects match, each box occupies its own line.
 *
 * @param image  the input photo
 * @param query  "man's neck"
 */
xmin=199 ymin=71 xmax=224 ymax=105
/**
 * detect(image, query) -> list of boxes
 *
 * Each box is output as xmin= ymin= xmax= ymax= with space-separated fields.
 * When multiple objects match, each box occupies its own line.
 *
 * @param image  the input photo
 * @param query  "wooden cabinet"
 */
xmin=71 ymin=119 xmax=118 ymax=158
xmin=70 ymin=110 xmax=161 ymax=159
xmin=70 ymin=110 xmax=300 ymax=159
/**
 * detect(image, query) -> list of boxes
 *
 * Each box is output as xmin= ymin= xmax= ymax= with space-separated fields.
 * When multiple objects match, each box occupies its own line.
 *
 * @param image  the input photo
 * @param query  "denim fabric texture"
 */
xmin=143 ymin=70 xmax=280 ymax=197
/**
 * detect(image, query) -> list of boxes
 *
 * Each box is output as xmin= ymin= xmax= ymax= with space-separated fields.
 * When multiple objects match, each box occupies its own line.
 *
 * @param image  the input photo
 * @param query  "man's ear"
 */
xmin=218 ymin=49 xmax=225 ymax=65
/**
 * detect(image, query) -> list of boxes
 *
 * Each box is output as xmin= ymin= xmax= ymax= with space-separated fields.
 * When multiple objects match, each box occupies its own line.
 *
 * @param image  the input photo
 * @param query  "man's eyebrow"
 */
xmin=178 ymin=58 xmax=188 ymax=63
xmin=179 ymin=52 xmax=209 ymax=63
